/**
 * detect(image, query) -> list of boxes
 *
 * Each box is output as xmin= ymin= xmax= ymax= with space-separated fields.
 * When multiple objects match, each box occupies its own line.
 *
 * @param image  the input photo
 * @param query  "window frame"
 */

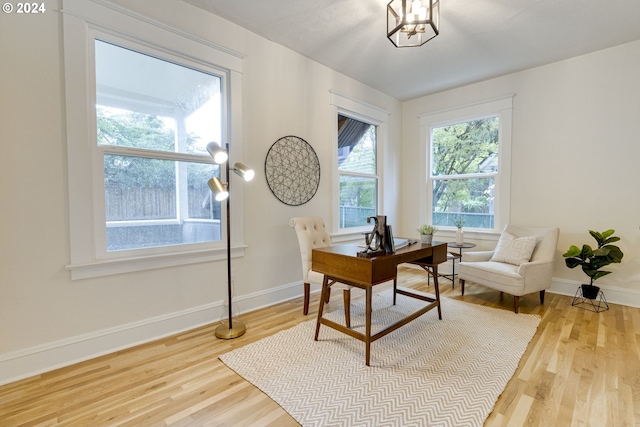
xmin=62 ymin=0 xmax=246 ymax=279
xmin=419 ymin=95 xmax=514 ymax=235
xmin=330 ymin=91 xmax=389 ymax=240
xmin=93 ymin=36 xmax=226 ymax=257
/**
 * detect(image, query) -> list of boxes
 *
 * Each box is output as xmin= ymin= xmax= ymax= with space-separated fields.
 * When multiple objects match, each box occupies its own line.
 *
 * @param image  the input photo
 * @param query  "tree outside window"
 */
xmin=95 ymin=39 xmax=223 ymax=251
xmin=431 ymin=117 xmax=499 ymax=229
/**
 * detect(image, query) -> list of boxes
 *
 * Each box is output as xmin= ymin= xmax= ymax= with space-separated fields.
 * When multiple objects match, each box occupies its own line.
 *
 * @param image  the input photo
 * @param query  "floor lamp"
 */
xmin=206 ymin=141 xmax=254 ymax=339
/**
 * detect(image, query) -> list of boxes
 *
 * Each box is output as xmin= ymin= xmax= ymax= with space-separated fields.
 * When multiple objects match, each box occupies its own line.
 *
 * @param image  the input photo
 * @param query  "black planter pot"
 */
xmin=581 ymin=284 xmax=600 ymax=300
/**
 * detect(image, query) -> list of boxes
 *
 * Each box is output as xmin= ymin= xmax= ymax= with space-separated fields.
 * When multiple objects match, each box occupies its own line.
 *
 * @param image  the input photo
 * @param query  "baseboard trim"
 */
xmin=548 ymin=278 xmax=640 ymax=308
xmin=2 ymin=276 xmax=637 ymax=386
xmin=403 ymin=262 xmax=640 ymax=309
xmin=0 ymin=281 xmax=305 ymax=387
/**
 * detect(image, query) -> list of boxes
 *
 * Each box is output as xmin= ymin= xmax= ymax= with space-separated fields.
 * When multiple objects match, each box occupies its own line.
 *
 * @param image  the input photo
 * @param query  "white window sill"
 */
xmin=66 ymin=245 xmax=246 ymax=280
xmin=434 ymin=229 xmax=500 ymax=244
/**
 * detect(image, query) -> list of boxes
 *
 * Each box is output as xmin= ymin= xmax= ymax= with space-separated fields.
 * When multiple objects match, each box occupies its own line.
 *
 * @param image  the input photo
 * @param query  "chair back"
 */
xmin=503 ymin=224 xmax=560 ymax=263
xmin=289 ymin=216 xmax=332 ymax=282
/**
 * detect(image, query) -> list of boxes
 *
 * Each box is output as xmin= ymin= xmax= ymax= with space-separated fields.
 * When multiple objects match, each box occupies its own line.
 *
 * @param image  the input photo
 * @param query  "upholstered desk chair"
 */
xmin=289 ymin=216 xmax=351 ymax=325
xmin=458 ymin=224 xmax=559 ymax=313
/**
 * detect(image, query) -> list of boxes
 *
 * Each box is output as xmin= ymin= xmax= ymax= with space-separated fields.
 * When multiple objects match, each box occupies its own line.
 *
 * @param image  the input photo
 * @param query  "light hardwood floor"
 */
xmin=1 ymin=266 xmax=639 ymax=426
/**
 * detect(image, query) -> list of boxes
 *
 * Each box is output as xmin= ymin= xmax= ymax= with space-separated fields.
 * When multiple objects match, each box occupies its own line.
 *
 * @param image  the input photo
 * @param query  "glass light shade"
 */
xmin=387 ymin=0 xmax=439 ymax=48
xmin=206 ymin=141 xmax=228 ymax=164
xmin=232 ymin=162 xmax=255 ymax=181
xmin=208 ymin=177 xmax=229 ymax=201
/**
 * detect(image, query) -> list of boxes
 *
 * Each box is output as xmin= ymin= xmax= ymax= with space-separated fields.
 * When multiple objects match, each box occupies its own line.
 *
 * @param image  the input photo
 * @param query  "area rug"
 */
xmin=219 ymin=290 xmax=540 ymax=427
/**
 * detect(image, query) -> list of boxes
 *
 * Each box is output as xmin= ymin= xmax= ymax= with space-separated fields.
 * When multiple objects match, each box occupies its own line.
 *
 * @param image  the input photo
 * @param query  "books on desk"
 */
xmin=385 ymin=225 xmax=419 ymax=252
xmin=357 ymin=237 xmax=418 ymax=251
xmin=393 ymin=238 xmax=418 ymax=250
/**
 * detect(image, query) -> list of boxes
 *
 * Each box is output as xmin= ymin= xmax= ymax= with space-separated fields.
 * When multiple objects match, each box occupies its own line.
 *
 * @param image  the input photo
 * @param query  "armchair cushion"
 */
xmin=461 ymin=250 xmax=494 ymax=262
xmin=490 ymin=231 xmax=537 ymax=266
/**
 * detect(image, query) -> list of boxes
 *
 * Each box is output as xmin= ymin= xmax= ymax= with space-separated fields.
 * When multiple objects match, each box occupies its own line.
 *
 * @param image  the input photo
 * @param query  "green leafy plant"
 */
xmin=563 ymin=229 xmax=624 ymax=286
xmin=417 ymin=224 xmax=438 ymax=235
xmin=453 ymin=216 xmax=465 ymax=229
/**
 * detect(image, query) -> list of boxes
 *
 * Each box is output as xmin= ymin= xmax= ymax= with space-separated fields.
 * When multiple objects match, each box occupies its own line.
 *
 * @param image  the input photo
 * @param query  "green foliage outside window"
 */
xmin=432 ymin=117 xmax=499 ymax=217
xmin=98 ymin=108 xmax=213 ymax=189
xmin=340 ymin=125 xmax=377 ymax=210
xmin=98 ymin=107 xmax=219 ymax=222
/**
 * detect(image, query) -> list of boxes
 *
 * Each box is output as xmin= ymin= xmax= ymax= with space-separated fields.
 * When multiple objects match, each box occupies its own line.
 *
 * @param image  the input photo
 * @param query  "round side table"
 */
xmin=446 ymin=242 xmax=476 ymax=286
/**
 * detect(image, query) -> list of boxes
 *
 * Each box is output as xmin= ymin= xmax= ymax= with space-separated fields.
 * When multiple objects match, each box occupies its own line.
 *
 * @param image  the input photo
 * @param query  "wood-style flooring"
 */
xmin=1 ymin=266 xmax=639 ymax=426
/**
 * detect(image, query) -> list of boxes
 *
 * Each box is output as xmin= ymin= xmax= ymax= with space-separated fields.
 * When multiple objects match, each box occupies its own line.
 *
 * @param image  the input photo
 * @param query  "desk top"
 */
xmin=314 ymin=240 xmax=444 ymax=258
xmin=312 ymin=240 xmax=448 ymax=287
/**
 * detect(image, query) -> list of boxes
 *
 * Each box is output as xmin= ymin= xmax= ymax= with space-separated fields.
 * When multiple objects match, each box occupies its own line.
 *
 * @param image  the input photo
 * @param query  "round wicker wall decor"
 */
xmin=265 ymin=136 xmax=320 ymax=206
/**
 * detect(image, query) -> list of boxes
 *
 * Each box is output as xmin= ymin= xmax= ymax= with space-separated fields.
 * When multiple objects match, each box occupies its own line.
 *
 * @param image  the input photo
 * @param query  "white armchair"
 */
xmin=289 ymin=216 xmax=351 ymax=324
xmin=458 ymin=224 xmax=559 ymax=313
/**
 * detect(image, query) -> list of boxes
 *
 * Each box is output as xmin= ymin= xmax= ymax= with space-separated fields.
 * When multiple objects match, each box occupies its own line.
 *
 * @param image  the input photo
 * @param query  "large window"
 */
xmin=96 ymin=40 xmax=223 ymax=251
xmin=337 ymin=115 xmax=378 ymax=228
xmin=330 ymin=92 xmax=389 ymax=237
xmin=431 ymin=116 xmax=499 ymax=229
xmin=420 ymin=96 xmax=513 ymax=233
xmin=63 ymin=0 xmax=245 ymax=279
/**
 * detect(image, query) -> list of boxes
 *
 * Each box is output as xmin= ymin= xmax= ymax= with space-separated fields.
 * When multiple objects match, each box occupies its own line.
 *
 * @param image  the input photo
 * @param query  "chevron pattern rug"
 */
xmin=220 ymin=290 xmax=540 ymax=427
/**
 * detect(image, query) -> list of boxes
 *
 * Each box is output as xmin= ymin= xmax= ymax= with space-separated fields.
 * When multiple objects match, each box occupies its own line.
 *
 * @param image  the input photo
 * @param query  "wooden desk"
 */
xmin=312 ymin=241 xmax=448 ymax=365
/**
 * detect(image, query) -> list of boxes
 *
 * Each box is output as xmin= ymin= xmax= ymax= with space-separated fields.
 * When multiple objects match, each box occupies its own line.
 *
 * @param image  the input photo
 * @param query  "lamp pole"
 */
xmin=225 ymin=154 xmax=233 ymax=330
xmin=215 ymin=143 xmax=246 ymax=339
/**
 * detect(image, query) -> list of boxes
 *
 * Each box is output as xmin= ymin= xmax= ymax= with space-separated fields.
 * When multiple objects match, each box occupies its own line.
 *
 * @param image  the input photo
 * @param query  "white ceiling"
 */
xmin=183 ymin=0 xmax=640 ymax=101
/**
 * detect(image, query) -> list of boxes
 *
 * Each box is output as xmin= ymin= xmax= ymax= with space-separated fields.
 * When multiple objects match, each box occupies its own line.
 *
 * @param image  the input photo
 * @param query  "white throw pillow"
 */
xmin=491 ymin=232 xmax=537 ymax=266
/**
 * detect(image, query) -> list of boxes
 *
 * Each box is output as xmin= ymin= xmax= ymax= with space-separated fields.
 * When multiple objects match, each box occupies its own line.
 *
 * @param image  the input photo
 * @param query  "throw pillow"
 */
xmin=491 ymin=232 xmax=538 ymax=266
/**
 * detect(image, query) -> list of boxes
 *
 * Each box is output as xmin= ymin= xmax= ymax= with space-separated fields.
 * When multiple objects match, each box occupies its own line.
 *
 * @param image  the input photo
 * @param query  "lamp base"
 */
xmin=215 ymin=320 xmax=246 ymax=339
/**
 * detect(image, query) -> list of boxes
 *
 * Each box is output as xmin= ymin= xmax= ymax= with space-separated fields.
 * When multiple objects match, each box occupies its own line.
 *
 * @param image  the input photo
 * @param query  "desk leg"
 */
xmin=365 ymin=286 xmax=372 ymax=366
xmin=433 ymin=265 xmax=442 ymax=320
xmin=314 ymin=276 xmax=330 ymax=341
xmin=393 ymin=277 xmax=397 ymax=305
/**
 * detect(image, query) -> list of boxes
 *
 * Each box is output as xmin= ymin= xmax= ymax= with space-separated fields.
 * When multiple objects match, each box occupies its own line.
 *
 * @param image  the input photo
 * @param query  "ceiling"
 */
xmin=183 ymin=0 xmax=640 ymax=101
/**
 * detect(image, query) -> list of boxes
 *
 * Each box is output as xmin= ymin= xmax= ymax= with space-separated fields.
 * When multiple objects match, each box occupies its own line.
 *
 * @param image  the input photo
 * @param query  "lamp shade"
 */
xmin=387 ymin=0 xmax=439 ymax=47
xmin=232 ymin=162 xmax=255 ymax=182
xmin=207 ymin=177 xmax=229 ymax=201
xmin=206 ymin=141 xmax=229 ymax=164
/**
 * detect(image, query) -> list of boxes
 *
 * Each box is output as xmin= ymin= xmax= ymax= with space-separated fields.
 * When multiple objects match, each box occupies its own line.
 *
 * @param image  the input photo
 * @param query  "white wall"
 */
xmin=0 ymin=0 xmax=401 ymax=385
xmin=401 ymin=40 xmax=640 ymax=299
xmin=3 ymin=0 xmax=639 ymax=386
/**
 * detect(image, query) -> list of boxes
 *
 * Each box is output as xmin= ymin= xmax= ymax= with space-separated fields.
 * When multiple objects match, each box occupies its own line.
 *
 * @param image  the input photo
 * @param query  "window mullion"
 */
xmin=339 ymin=170 xmax=379 ymax=179
xmin=432 ymin=172 xmax=498 ymax=180
xmin=98 ymin=145 xmax=214 ymax=164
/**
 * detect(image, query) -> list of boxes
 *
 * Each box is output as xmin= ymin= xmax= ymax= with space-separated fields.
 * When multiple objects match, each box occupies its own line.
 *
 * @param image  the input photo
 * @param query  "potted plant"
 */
xmin=417 ymin=224 xmax=438 ymax=245
xmin=563 ymin=229 xmax=624 ymax=299
xmin=453 ymin=216 xmax=465 ymax=245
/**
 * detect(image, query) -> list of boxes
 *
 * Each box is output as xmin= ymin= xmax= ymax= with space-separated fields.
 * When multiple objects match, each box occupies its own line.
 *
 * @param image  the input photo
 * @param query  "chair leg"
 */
xmin=343 ymin=289 xmax=351 ymax=328
xmin=513 ymin=296 xmax=519 ymax=314
xmin=460 ymin=279 xmax=465 ymax=295
xmin=303 ymin=282 xmax=310 ymax=315
xmin=540 ymin=290 xmax=545 ymax=304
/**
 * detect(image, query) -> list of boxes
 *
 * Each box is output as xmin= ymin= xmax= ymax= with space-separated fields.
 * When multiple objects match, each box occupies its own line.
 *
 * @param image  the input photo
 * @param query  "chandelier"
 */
xmin=387 ymin=0 xmax=440 ymax=48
